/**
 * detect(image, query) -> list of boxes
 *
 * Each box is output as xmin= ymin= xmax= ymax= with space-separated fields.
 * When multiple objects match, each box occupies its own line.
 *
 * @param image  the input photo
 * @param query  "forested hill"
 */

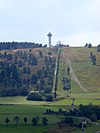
xmin=0 ymin=41 xmax=47 ymax=50
xmin=0 ymin=46 xmax=100 ymax=100
xmin=0 ymin=47 xmax=56 ymax=98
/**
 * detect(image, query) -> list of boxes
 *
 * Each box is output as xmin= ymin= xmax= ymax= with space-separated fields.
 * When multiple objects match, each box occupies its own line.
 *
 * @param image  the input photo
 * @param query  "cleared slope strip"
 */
xmin=63 ymin=47 xmax=100 ymax=93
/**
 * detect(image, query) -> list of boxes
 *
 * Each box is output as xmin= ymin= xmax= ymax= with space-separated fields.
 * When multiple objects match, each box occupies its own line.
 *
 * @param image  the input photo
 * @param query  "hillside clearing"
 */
xmin=62 ymin=47 xmax=100 ymax=92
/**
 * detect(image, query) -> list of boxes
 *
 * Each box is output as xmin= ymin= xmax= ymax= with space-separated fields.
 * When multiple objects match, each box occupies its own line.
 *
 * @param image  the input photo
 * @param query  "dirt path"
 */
xmin=64 ymin=53 xmax=88 ymax=92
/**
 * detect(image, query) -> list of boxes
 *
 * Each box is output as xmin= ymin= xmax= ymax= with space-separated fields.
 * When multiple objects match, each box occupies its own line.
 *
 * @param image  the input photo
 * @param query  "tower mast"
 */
xmin=47 ymin=32 xmax=52 ymax=48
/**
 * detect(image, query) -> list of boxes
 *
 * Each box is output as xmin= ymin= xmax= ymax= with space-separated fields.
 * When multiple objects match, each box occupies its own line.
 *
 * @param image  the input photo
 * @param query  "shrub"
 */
xmin=26 ymin=92 xmax=43 ymax=101
xmin=46 ymin=94 xmax=53 ymax=102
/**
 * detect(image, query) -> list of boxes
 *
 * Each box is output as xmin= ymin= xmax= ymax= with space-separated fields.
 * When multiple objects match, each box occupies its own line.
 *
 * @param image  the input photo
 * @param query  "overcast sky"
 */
xmin=0 ymin=0 xmax=100 ymax=46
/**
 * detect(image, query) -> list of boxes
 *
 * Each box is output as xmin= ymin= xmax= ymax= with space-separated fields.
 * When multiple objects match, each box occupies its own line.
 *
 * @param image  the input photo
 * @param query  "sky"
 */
xmin=0 ymin=0 xmax=100 ymax=46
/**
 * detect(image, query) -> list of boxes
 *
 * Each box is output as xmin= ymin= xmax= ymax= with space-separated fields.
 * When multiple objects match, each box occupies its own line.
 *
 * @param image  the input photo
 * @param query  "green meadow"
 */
xmin=0 ymin=104 xmax=100 ymax=133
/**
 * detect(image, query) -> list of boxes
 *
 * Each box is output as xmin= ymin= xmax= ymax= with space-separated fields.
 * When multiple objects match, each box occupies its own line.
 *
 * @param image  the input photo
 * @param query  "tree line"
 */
xmin=0 ymin=41 xmax=47 ymax=51
xmin=5 ymin=116 xmax=48 ymax=126
xmin=45 ymin=103 xmax=100 ymax=122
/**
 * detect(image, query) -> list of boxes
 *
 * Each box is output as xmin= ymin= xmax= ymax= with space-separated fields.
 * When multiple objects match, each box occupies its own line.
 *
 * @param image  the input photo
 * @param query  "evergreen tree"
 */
xmin=24 ymin=117 xmax=28 ymax=124
xmin=14 ymin=116 xmax=20 ymax=124
xmin=32 ymin=117 xmax=38 ymax=126
xmin=5 ymin=117 xmax=10 ymax=125
xmin=42 ymin=117 xmax=48 ymax=126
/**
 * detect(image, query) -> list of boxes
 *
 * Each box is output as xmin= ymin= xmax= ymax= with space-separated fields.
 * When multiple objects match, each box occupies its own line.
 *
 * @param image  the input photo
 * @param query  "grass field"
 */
xmin=0 ymin=96 xmax=100 ymax=106
xmin=0 ymin=124 xmax=100 ymax=133
xmin=0 ymin=104 xmax=60 ymax=133
xmin=0 ymin=104 xmax=100 ymax=133
xmin=0 ymin=104 xmax=61 ymax=125
xmin=0 ymin=125 xmax=52 ymax=133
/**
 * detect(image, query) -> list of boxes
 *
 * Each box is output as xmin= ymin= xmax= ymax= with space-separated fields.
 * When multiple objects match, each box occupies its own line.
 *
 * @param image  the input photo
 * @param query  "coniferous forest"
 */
xmin=0 ymin=43 xmax=56 ymax=101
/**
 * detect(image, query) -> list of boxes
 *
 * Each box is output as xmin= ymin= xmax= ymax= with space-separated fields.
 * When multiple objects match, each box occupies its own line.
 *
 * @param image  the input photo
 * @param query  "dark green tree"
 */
xmin=91 ymin=114 xmax=97 ymax=122
xmin=67 ymin=66 xmax=70 ymax=75
xmin=39 ymin=51 xmax=43 ymax=58
xmin=90 ymin=52 xmax=93 ymax=59
xmin=5 ymin=117 xmax=10 ymax=125
xmin=24 ymin=117 xmax=28 ymax=124
xmin=92 ymin=54 xmax=96 ymax=65
xmin=42 ymin=117 xmax=48 ymax=126
xmin=54 ymin=91 xmax=57 ymax=98
xmin=7 ymin=53 xmax=13 ymax=60
xmin=46 ymin=94 xmax=53 ymax=102
xmin=48 ymin=51 xmax=52 ymax=56
xmin=32 ymin=117 xmax=38 ymax=126
xmin=97 ymin=44 xmax=100 ymax=52
xmin=62 ymin=78 xmax=71 ymax=97
xmin=14 ymin=116 xmax=20 ymax=124
xmin=64 ymin=117 xmax=73 ymax=125
xmin=4 ymin=51 xmax=7 ymax=59
xmin=19 ymin=85 xmax=29 ymax=96
xmin=63 ymin=83 xmax=71 ymax=97
xmin=85 ymin=43 xmax=88 ymax=47
xmin=31 ymin=74 xmax=38 ymax=84
xmin=6 ymin=65 xmax=11 ymax=78
xmin=43 ymin=85 xmax=52 ymax=94
xmin=88 ymin=43 xmax=92 ymax=48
